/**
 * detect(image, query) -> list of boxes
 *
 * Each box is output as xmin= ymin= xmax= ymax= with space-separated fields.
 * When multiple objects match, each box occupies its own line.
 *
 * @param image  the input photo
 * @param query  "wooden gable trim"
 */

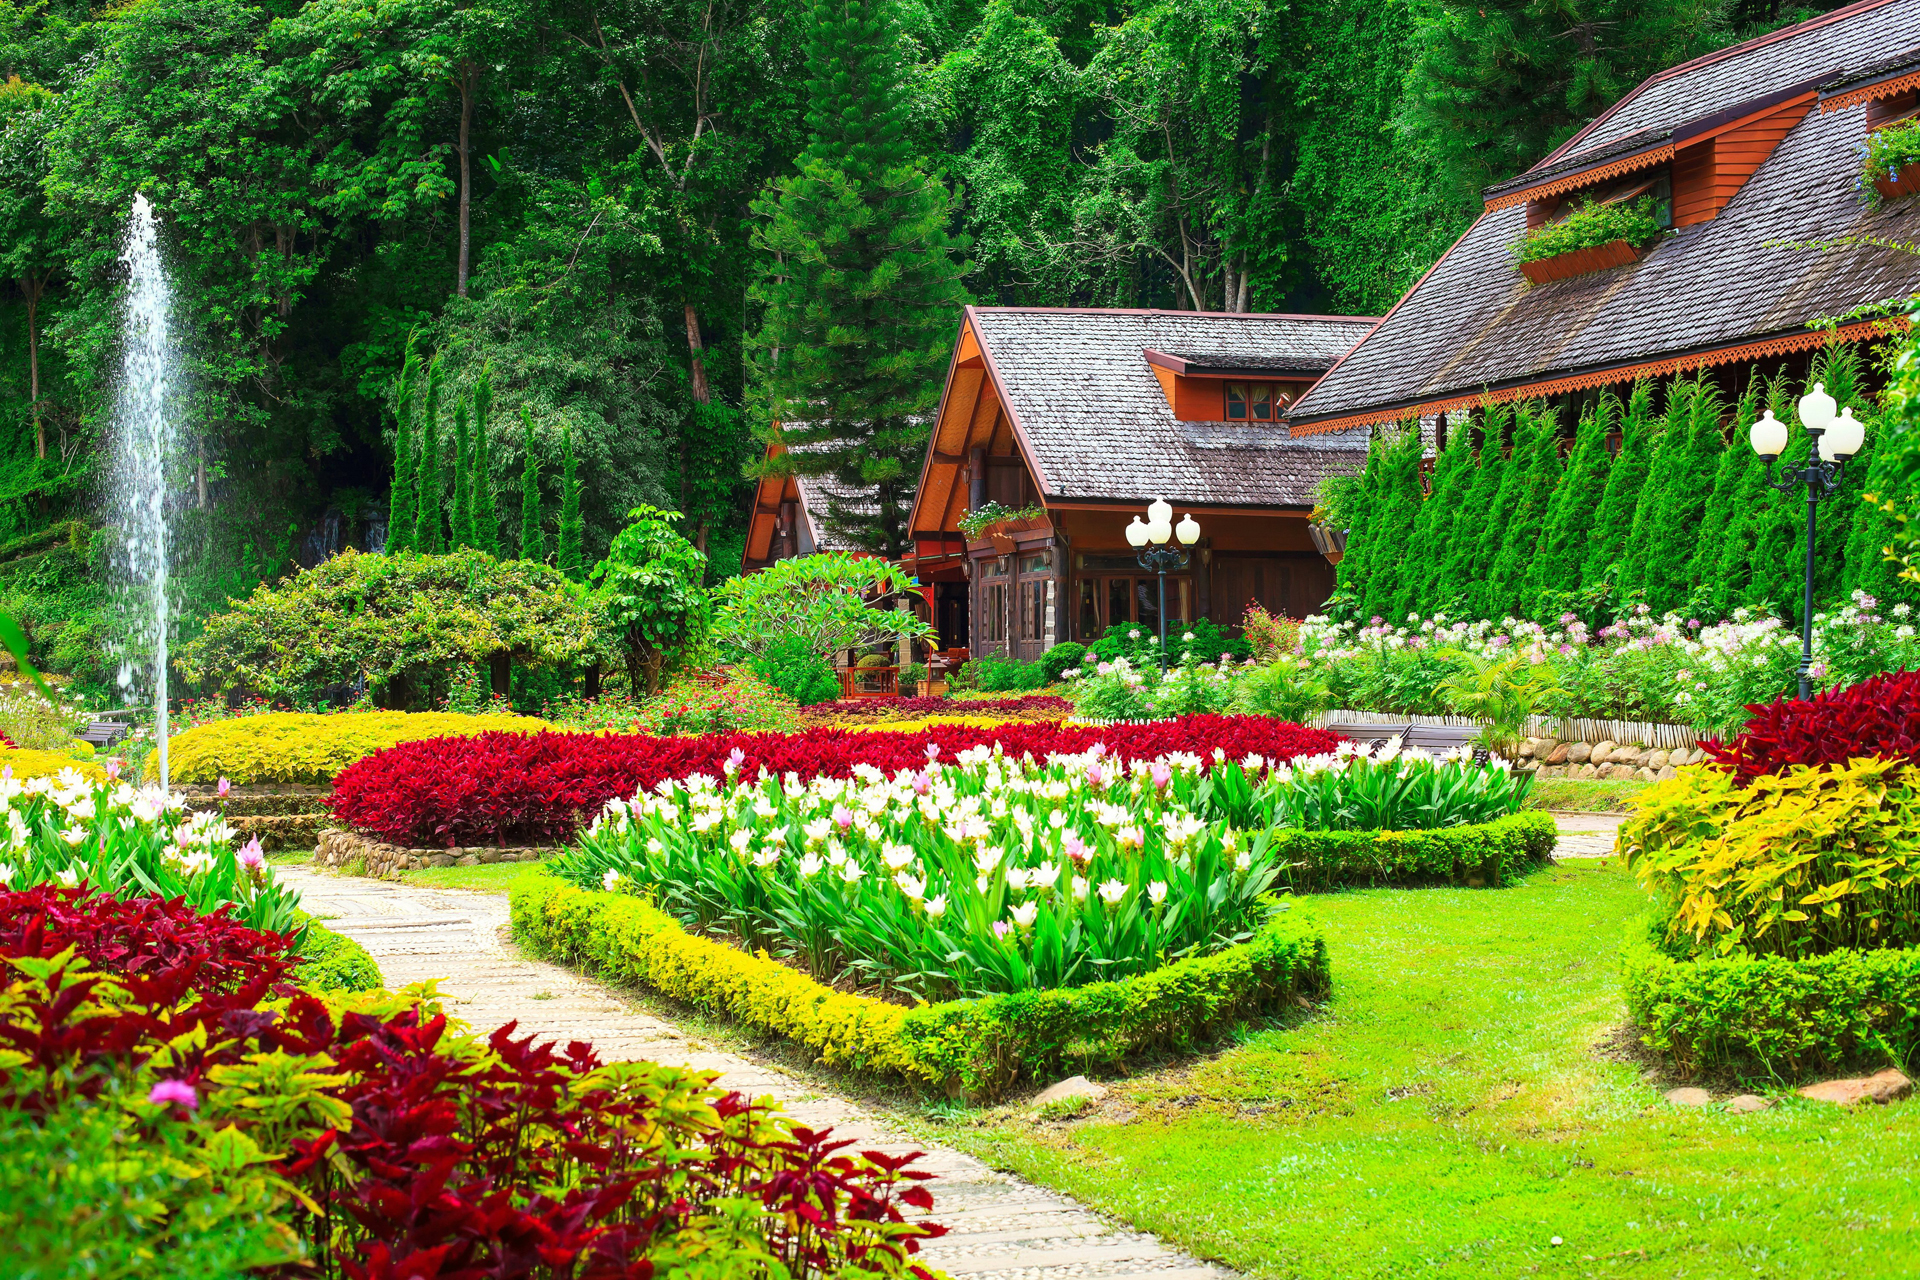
xmin=1484 ymin=146 xmax=1675 ymax=213
xmin=1672 ymin=92 xmax=1818 ymax=226
xmin=1288 ymin=318 xmax=1902 ymax=436
xmin=741 ymin=442 xmax=803 ymax=567
xmin=1823 ymin=67 xmax=1920 ymax=113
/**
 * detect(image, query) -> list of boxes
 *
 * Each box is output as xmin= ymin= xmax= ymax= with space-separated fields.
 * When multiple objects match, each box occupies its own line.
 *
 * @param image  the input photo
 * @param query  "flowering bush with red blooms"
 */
xmin=1702 ymin=668 xmax=1920 ymax=784
xmin=798 ymin=693 xmax=1072 ymax=725
xmin=329 ymin=715 xmax=1341 ymax=847
xmin=0 ymin=885 xmax=946 ymax=1279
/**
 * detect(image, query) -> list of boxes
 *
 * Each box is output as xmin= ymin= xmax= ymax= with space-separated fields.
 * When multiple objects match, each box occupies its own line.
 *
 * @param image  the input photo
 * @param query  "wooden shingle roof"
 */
xmin=961 ymin=307 xmax=1378 ymax=507
xmin=1290 ymin=0 xmax=1920 ymax=433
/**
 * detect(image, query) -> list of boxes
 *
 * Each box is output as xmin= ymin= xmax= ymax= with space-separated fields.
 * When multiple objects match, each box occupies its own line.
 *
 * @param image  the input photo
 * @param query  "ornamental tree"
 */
xmin=178 ymin=548 xmax=604 ymax=708
xmin=711 ymin=553 xmax=933 ymax=665
xmin=1528 ymin=395 xmax=1611 ymax=615
xmin=592 ymin=505 xmax=711 ymax=695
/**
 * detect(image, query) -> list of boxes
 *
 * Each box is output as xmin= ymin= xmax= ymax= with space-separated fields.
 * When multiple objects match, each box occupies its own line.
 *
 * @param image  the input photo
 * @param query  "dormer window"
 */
xmin=1226 ymin=383 xmax=1283 ymax=421
xmin=1533 ymin=169 xmax=1673 ymax=231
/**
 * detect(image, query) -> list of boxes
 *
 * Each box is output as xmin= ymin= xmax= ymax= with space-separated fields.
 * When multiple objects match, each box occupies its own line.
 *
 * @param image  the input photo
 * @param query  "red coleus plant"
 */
xmin=328 ymin=714 xmax=1342 ymax=847
xmin=1701 ymin=668 xmax=1920 ymax=784
xmin=0 ymin=887 xmax=946 ymax=1279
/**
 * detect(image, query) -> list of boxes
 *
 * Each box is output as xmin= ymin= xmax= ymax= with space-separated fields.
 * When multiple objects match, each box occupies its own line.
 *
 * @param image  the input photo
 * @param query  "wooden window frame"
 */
xmin=1225 ymin=382 xmax=1283 ymax=422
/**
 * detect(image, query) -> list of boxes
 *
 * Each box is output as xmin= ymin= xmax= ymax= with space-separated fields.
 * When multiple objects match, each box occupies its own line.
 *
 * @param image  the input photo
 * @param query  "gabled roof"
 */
xmin=938 ymin=307 xmax=1377 ymax=513
xmin=740 ymin=439 xmax=875 ymax=571
xmin=1290 ymin=0 xmax=1920 ymax=432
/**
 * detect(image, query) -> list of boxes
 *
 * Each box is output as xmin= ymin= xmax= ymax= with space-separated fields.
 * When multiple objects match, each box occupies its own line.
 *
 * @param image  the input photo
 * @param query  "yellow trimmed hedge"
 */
xmin=154 ymin=711 xmax=562 ymax=785
xmin=512 ymin=868 xmax=1329 ymax=1100
xmin=0 ymin=748 xmax=108 ymax=783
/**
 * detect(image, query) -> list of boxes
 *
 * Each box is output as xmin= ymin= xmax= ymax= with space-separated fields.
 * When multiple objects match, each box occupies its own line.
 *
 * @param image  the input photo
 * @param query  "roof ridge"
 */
xmin=969 ymin=305 xmax=1380 ymax=323
xmin=1536 ymin=0 xmax=1901 ymax=170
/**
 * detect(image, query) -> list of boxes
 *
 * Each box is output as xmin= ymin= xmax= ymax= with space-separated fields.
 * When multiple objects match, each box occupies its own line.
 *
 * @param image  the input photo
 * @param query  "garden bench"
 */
xmin=1324 ymin=720 xmax=1490 ymax=763
xmin=75 ymin=708 xmax=138 ymax=750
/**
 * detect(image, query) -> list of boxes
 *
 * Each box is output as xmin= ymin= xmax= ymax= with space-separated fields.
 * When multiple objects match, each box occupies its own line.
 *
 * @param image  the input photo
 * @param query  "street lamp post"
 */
xmin=1748 ymin=381 xmax=1865 ymax=700
xmin=1124 ymin=499 xmax=1201 ymax=671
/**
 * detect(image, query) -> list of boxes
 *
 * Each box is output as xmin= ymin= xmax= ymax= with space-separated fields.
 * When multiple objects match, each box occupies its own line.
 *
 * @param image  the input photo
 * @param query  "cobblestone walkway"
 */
xmin=1550 ymin=810 xmax=1625 ymax=860
xmin=279 ymin=867 xmax=1232 ymax=1280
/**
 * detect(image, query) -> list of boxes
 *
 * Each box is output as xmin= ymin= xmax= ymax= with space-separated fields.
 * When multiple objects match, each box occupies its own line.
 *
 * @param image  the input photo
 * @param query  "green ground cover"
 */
xmin=927 ymin=862 xmax=1920 ymax=1279
xmin=1525 ymin=777 xmax=1648 ymax=813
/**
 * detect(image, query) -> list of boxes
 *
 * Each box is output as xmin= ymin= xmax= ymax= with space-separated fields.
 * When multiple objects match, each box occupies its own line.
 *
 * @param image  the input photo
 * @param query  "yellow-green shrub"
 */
xmin=511 ymin=868 xmax=1329 ymax=1100
xmin=155 ymin=711 xmax=562 ymax=785
xmin=0 ymin=747 xmax=107 ymax=783
xmin=1621 ymin=756 xmax=1920 ymax=959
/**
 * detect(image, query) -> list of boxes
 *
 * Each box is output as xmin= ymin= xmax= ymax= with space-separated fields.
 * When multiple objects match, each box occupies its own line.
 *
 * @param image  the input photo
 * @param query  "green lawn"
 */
xmin=930 ymin=863 xmax=1920 ymax=1279
xmin=1525 ymin=777 xmax=1648 ymax=813
xmin=396 ymin=861 xmax=538 ymax=893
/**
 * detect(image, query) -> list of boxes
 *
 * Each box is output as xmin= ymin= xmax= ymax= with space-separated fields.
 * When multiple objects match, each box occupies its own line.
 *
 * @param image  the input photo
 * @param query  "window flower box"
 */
xmin=1872 ymin=163 xmax=1920 ymax=202
xmin=964 ymin=512 xmax=1052 ymax=554
xmin=1517 ymin=237 xmax=1651 ymax=284
xmin=1862 ymin=118 xmax=1920 ymax=204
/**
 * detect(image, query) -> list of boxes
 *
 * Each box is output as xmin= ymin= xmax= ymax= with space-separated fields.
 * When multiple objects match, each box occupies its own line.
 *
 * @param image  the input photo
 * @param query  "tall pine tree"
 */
xmin=1641 ymin=376 xmax=1727 ymax=614
xmin=416 ymin=355 xmax=446 ymax=555
xmin=1529 ymin=394 xmax=1613 ymax=615
xmin=473 ymin=364 xmax=499 ymax=557
xmin=1617 ymin=378 xmax=1690 ymax=602
xmin=747 ymin=0 xmax=971 ymax=558
xmin=519 ymin=408 xmax=545 ymax=564
xmin=1333 ymin=429 xmax=1389 ymax=608
xmin=451 ymin=394 xmax=474 ymax=551
xmin=386 ymin=340 xmax=422 ymax=554
xmin=1582 ymin=379 xmax=1656 ymax=593
xmin=558 ymin=426 xmax=585 ymax=580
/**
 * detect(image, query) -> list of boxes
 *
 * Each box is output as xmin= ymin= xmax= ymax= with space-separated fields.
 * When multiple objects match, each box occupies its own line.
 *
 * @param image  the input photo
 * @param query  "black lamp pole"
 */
xmin=1135 ymin=543 xmax=1189 ymax=672
xmin=1760 ymin=433 xmax=1845 ymax=702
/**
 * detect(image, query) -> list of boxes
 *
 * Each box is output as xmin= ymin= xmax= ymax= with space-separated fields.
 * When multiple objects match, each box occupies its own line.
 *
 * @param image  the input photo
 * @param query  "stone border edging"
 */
xmin=1318 ymin=708 xmax=1699 ymax=750
xmin=316 ymin=828 xmax=558 ymax=879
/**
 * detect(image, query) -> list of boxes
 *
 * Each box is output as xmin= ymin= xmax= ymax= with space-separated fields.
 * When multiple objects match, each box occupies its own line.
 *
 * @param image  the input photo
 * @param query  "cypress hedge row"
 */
xmin=1334 ymin=347 xmax=1910 ymax=625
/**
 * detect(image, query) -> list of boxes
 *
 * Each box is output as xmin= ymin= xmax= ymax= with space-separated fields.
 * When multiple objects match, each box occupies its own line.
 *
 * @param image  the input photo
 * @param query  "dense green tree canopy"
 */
xmin=0 ymin=0 xmax=1854 ymax=687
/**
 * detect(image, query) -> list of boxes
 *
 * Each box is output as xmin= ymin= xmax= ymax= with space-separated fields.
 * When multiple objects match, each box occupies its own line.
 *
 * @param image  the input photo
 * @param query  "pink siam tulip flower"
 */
xmin=1151 ymin=762 xmax=1171 ymax=791
xmin=832 ymin=805 xmax=853 ymax=832
xmin=911 ymin=772 xmax=931 ymax=796
xmin=217 ymin=776 xmax=231 ymax=798
xmin=1062 ymin=830 xmax=1091 ymax=866
xmin=148 ymin=1079 xmax=198 ymax=1110
xmin=237 ymin=837 xmax=266 ymax=870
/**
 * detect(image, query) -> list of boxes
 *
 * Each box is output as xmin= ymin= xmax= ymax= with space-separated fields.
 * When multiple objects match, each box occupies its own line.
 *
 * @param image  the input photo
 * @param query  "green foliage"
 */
xmin=590 ymin=505 xmax=710 ymax=696
xmin=1484 ymin=404 xmax=1561 ymax=617
xmin=1266 ymin=811 xmax=1557 ymax=889
xmin=557 ymin=426 xmax=584 ymax=581
xmin=1356 ymin=423 xmax=1424 ymax=621
xmin=1259 ymin=752 xmax=1536 ymax=833
xmin=294 ymin=917 xmax=382 ymax=991
xmin=513 ymin=867 xmax=1329 ymax=1101
xmin=1623 ymin=757 xmax=1920 ymax=960
xmin=1686 ymin=382 xmax=1760 ymax=609
xmin=1511 ymin=196 xmax=1665 ymax=263
xmin=1529 ymin=396 xmax=1610 ymax=611
xmin=178 ymin=549 xmax=601 ymax=707
xmin=161 ymin=710 xmax=551 ymax=785
xmin=747 ymin=0 xmax=971 ymax=559
xmin=1582 ymin=379 xmax=1657 ymax=593
xmin=748 ymin=636 xmax=841 ymax=707
xmin=711 ymin=553 xmax=932 ymax=664
xmin=1229 ymin=656 xmax=1332 ymax=723
xmin=1639 ymin=378 xmax=1727 ymax=612
xmin=471 ymin=363 xmax=498 ymax=558
xmin=1621 ymin=933 xmax=1920 ymax=1076
xmin=956 ymin=501 xmax=1045 ymax=539
xmin=0 ymin=1095 xmax=298 ymax=1278
xmin=451 ymin=394 xmax=474 ymax=550
xmin=1039 ymin=641 xmax=1086 ymax=682
xmin=387 ymin=339 xmax=422 ymax=555
xmin=418 ymin=358 xmax=447 ymax=556
xmin=518 ymin=407 xmax=544 ymax=563
xmin=1860 ymin=116 xmax=1920 ymax=199
xmin=972 ymin=653 xmax=1048 ymax=692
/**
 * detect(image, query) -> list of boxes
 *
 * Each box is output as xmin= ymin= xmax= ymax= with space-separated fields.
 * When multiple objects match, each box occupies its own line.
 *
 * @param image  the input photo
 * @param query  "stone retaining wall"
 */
xmin=1516 ymin=736 xmax=1711 ymax=783
xmin=315 ymin=828 xmax=558 ymax=880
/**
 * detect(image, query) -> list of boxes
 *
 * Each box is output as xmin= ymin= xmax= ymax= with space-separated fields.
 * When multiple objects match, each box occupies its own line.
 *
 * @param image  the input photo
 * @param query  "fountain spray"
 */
xmin=113 ymin=194 xmax=176 ymax=787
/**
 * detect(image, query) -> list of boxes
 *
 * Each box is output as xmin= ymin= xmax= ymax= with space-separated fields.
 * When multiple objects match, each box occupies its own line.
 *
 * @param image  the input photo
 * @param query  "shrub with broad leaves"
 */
xmin=1701 ymin=668 xmax=1920 ymax=784
xmin=327 ymin=716 xmax=1342 ymax=848
xmin=0 ymin=885 xmax=948 ymax=1278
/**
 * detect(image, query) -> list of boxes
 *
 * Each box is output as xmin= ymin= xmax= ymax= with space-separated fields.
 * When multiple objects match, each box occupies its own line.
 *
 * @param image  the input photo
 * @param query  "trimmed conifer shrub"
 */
xmin=1582 ymin=378 xmax=1655 ymax=593
xmin=520 ymin=407 xmax=546 ymax=564
xmin=1433 ymin=409 xmax=1505 ymax=616
xmin=1485 ymin=404 xmax=1562 ymax=618
xmin=558 ymin=426 xmax=586 ymax=581
xmin=1333 ymin=429 xmax=1387 ymax=608
xmin=1685 ymin=381 xmax=1759 ymax=613
xmin=416 ymin=355 xmax=446 ymax=554
xmin=1360 ymin=422 xmax=1424 ymax=620
xmin=473 ymin=363 xmax=500 ymax=558
xmin=451 ymin=394 xmax=474 ymax=551
xmin=1640 ymin=377 xmax=1727 ymax=613
xmin=386 ymin=341 xmax=421 ymax=555
xmin=1528 ymin=394 xmax=1611 ymax=615
xmin=1464 ymin=404 xmax=1517 ymax=617
xmin=1394 ymin=413 xmax=1471 ymax=619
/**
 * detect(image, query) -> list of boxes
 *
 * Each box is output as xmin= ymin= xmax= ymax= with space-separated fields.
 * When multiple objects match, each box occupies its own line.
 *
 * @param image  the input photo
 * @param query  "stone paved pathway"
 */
xmin=1549 ymin=810 xmax=1624 ymax=860
xmin=279 ymin=866 xmax=1233 ymax=1280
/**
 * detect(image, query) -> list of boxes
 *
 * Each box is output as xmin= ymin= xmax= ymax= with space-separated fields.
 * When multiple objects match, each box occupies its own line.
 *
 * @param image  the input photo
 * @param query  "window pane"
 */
xmin=1108 ymin=578 xmax=1131 ymax=630
xmin=1135 ymin=578 xmax=1160 ymax=631
xmin=1225 ymin=384 xmax=1247 ymax=420
xmin=1078 ymin=579 xmax=1099 ymax=639
xmin=1250 ymin=385 xmax=1272 ymax=420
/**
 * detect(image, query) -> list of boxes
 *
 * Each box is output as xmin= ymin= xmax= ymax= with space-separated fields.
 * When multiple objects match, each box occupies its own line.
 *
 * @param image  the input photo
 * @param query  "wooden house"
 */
xmin=1287 ymin=0 xmax=1920 ymax=437
xmin=902 ymin=306 xmax=1379 ymax=663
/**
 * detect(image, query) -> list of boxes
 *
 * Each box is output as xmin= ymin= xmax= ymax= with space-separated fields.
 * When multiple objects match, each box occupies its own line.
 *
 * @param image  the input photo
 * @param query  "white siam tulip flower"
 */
xmin=1097 ymin=879 xmax=1128 ymax=906
xmin=839 ymin=860 xmax=865 ymax=885
xmin=752 ymin=845 xmax=781 ymax=868
xmin=1148 ymin=881 xmax=1168 ymax=905
xmin=647 ymin=837 xmax=665 ymax=855
xmin=798 ymin=853 xmax=824 ymax=878
xmin=55 ymin=866 xmax=79 ymax=887
xmin=729 ymin=828 xmax=753 ymax=853
xmin=61 ymin=825 xmax=87 ymax=847
xmin=883 ymin=844 xmax=915 ymax=871
xmin=895 ymin=872 xmax=926 ymax=900
xmin=1010 ymin=900 xmax=1038 ymax=928
xmin=602 ymin=869 xmax=620 ymax=892
xmin=925 ymin=894 xmax=948 ymax=918
xmin=1071 ymin=875 xmax=1089 ymax=900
